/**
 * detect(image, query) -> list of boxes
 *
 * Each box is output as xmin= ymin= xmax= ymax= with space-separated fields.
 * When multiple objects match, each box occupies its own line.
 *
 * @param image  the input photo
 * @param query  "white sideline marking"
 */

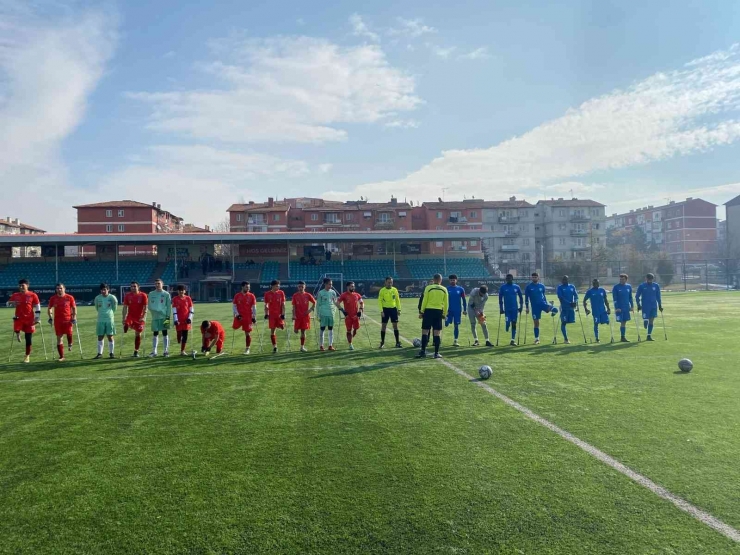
xmin=365 ymin=316 xmax=740 ymax=543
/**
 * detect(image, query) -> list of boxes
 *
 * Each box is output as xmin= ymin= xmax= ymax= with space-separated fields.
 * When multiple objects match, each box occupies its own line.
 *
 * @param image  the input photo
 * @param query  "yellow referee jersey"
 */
xmin=378 ymin=287 xmax=402 ymax=310
xmin=420 ymin=284 xmax=448 ymax=317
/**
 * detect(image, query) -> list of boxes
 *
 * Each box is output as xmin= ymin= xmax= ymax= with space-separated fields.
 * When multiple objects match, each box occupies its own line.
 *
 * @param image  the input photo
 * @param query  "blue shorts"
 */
xmin=642 ymin=307 xmax=658 ymax=320
xmin=530 ymin=304 xmax=552 ymax=321
xmin=615 ymin=307 xmax=631 ymax=323
xmin=445 ymin=312 xmax=462 ymax=326
xmin=593 ymin=312 xmax=610 ymax=325
xmin=505 ymin=310 xmax=518 ymax=324
xmin=559 ymin=306 xmax=575 ymax=324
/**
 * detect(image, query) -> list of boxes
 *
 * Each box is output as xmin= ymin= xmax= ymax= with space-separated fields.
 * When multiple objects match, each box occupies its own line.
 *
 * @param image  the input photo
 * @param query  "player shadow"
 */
xmin=519 ymin=342 xmax=638 ymax=356
xmin=310 ymin=359 xmax=410 ymax=378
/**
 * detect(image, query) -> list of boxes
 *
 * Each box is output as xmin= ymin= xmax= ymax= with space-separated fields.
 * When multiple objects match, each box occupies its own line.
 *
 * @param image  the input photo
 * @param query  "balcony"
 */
xmin=569 ymin=214 xmax=591 ymax=222
xmin=500 ymin=244 xmax=520 ymax=252
xmin=570 ymin=229 xmax=588 ymax=236
xmin=448 ymin=216 xmax=468 ymax=223
xmin=571 ymin=244 xmax=590 ymax=251
xmin=503 ymin=231 xmax=519 ymax=237
xmin=498 ymin=215 xmax=520 ymax=223
xmin=375 ymin=219 xmax=395 ymax=230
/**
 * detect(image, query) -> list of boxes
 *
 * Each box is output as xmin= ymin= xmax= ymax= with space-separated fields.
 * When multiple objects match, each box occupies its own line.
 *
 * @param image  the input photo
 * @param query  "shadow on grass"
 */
xmin=310 ymin=358 xmax=417 ymax=378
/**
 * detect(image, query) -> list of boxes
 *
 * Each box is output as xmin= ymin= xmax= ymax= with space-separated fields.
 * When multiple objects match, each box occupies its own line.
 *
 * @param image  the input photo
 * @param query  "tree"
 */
xmin=212 ymin=218 xmax=232 ymax=257
xmin=655 ymin=253 xmax=674 ymax=286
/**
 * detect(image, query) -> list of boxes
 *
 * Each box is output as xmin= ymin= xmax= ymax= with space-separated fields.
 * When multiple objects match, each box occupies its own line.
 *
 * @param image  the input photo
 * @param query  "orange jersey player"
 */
xmin=291 ymin=281 xmax=316 ymax=352
xmin=172 ymin=284 xmax=195 ymax=355
xmin=232 ymin=281 xmax=257 ymax=355
xmin=201 ymin=320 xmax=225 ymax=355
xmin=263 ymin=279 xmax=286 ymax=353
xmin=122 ymin=281 xmax=148 ymax=357
xmin=337 ymin=281 xmax=364 ymax=350
xmin=7 ymin=278 xmax=41 ymax=363
xmin=47 ymin=283 xmax=77 ymax=361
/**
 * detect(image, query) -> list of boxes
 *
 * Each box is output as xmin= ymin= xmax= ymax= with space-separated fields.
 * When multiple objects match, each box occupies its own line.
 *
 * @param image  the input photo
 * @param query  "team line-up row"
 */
xmin=5 ymin=271 xmax=666 ymax=363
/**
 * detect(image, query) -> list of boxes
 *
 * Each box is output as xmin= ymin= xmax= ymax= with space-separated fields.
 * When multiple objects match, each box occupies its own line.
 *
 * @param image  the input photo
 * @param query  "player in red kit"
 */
xmin=232 ymin=281 xmax=257 ymax=354
xmin=264 ymin=279 xmax=286 ymax=353
xmin=201 ymin=320 xmax=225 ymax=355
xmin=291 ymin=281 xmax=316 ymax=352
xmin=7 ymin=279 xmax=41 ymax=363
xmin=337 ymin=281 xmax=364 ymax=350
xmin=122 ymin=281 xmax=148 ymax=357
xmin=47 ymin=283 xmax=76 ymax=362
xmin=172 ymin=284 xmax=195 ymax=356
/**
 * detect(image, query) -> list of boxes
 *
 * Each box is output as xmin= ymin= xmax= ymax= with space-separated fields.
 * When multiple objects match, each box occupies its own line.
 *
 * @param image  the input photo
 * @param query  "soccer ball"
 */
xmin=678 ymin=358 xmax=693 ymax=373
xmin=478 ymin=365 xmax=492 ymax=380
xmin=412 ymin=338 xmax=422 ymax=348
xmin=550 ymin=306 xmax=559 ymax=316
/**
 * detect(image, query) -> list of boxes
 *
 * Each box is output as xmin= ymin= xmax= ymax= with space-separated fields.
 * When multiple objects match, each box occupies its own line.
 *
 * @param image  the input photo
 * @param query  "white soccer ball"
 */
xmin=412 ymin=338 xmax=422 ymax=348
xmin=478 ymin=365 xmax=492 ymax=380
xmin=678 ymin=358 xmax=693 ymax=373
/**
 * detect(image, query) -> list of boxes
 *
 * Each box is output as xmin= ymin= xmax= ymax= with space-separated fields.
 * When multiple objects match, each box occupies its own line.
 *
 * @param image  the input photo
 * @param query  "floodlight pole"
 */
xmin=55 ymin=244 xmax=59 ymax=283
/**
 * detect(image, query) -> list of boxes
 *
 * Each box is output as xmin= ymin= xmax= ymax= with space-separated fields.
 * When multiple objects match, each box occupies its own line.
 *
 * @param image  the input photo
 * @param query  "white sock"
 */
xmin=109 ymin=340 xmax=115 ymax=354
xmin=97 ymin=340 xmax=103 ymax=355
xmin=320 ymin=331 xmax=324 ymax=347
xmin=152 ymin=336 xmax=158 ymax=353
xmin=163 ymin=336 xmax=170 ymax=351
xmin=328 ymin=330 xmax=334 ymax=345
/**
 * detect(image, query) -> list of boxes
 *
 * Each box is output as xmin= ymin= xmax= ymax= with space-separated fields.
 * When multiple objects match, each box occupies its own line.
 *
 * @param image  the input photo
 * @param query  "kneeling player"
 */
xmin=556 ymin=276 xmax=578 ymax=344
xmin=291 ymin=281 xmax=316 ymax=352
xmin=233 ymin=281 xmax=257 ymax=354
xmin=8 ymin=279 xmax=41 ymax=363
xmin=48 ymin=283 xmax=76 ymax=361
xmin=584 ymin=279 xmax=611 ymax=343
xmin=172 ymin=284 xmax=194 ymax=356
xmin=468 ymin=286 xmax=493 ymax=346
xmin=337 ymin=281 xmax=363 ymax=350
xmin=264 ymin=280 xmax=286 ymax=353
xmin=123 ymin=281 xmax=147 ymax=357
xmin=201 ymin=320 xmax=225 ymax=355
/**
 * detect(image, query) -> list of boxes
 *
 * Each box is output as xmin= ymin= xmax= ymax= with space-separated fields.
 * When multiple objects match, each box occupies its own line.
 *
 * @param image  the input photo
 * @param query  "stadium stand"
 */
xmin=0 ymin=260 xmax=158 ymax=287
xmin=287 ymin=260 xmax=398 ymax=282
xmin=260 ymin=261 xmax=281 ymax=282
xmin=406 ymin=258 xmax=490 ymax=279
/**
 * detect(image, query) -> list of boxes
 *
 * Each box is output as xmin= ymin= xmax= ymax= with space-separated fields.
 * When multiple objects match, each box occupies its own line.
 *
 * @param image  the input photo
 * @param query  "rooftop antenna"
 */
xmin=441 ymin=187 xmax=449 ymax=201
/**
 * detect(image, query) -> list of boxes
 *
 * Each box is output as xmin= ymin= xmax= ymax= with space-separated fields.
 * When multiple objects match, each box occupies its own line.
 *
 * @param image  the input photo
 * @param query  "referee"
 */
xmin=378 ymin=276 xmax=402 ymax=348
xmin=416 ymin=274 xmax=449 ymax=359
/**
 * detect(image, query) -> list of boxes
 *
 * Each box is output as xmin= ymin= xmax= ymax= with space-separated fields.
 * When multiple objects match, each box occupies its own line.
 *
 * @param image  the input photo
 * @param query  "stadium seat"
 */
xmin=0 ymin=260 xmax=158 ymax=287
xmin=405 ymin=258 xmax=490 ymax=279
xmin=287 ymin=260 xmax=398 ymax=283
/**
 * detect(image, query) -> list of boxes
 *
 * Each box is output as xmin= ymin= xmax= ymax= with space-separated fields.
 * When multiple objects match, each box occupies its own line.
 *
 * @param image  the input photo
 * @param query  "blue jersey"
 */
xmin=584 ymin=287 xmax=608 ymax=314
xmin=636 ymin=282 xmax=661 ymax=309
xmin=556 ymin=284 xmax=578 ymax=306
xmin=612 ymin=283 xmax=634 ymax=310
xmin=524 ymin=282 xmax=547 ymax=309
xmin=498 ymin=283 xmax=523 ymax=312
xmin=447 ymin=285 xmax=467 ymax=313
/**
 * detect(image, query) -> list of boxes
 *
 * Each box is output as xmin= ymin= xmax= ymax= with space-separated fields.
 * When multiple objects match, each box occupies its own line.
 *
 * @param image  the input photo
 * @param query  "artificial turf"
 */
xmin=0 ymin=292 xmax=739 ymax=554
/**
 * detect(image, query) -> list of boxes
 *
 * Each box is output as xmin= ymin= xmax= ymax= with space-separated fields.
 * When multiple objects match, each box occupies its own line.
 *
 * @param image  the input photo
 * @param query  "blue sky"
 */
xmin=2 ymin=0 xmax=740 ymax=231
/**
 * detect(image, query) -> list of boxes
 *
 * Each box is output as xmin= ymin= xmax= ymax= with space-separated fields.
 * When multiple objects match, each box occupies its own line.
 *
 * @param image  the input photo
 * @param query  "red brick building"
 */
xmin=419 ymin=200 xmax=485 ymax=254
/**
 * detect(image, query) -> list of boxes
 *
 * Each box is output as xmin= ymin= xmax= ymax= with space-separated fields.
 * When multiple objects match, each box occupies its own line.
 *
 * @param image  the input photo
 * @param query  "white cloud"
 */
xmin=349 ymin=14 xmax=379 ymax=42
xmin=385 ymin=119 xmax=420 ymax=129
xmin=0 ymin=2 xmax=117 ymax=231
xmin=129 ymin=35 xmax=421 ymax=144
xmin=458 ymin=47 xmax=490 ymax=60
xmin=318 ymin=163 xmax=333 ymax=173
xmin=326 ymin=44 xmax=740 ymax=206
xmin=428 ymin=44 xmax=456 ymax=59
xmin=544 ymin=181 xmax=606 ymax=194
xmin=388 ymin=18 xmax=436 ymax=38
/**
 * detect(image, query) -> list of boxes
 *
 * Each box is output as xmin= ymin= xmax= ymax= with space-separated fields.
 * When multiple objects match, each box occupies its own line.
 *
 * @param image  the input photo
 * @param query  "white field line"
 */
xmin=365 ymin=316 xmax=740 ymax=543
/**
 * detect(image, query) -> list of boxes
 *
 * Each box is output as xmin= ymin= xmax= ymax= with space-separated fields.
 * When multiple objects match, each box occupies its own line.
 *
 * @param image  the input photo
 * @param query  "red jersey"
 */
xmin=202 ymin=320 xmax=225 ymax=340
xmin=123 ymin=292 xmax=148 ymax=321
xmin=233 ymin=291 xmax=257 ymax=318
xmin=48 ymin=294 xmax=76 ymax=322
xmin=264 ymin=290 xmax=286 ymax=315
xmin=172 ymin=295 xmax=194 ymax=323
xmin=338 ymin=292 xmax=363 ymax=316
xmin=291 ymin=292 xmax=316 ymax=317
xmin=9 ymin=292 xmax=40 ymax=321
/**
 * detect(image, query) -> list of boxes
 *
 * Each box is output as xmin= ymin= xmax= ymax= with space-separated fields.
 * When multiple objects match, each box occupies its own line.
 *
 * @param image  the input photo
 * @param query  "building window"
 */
xmin=106 ymin=210 xmax=112 ymax=218
xmin=236 ymin=214 xmax=243 ymax=222
xmin=118 ymin=209 xmax=124 ymax=217
xmin=273 ymin=214 xmax=280 ymax=222
xmin=452 ymin=225 xmax=460 ymax=230
xmin=346 ymin=213 xmax=353 ymax=221
xmin=379 ymin=213 xmax=391 ymax=223
xmin=559 ymin=210 xmax=566 ymax=217
xmin=523 ymin=238 xmax=530 ymax=246
xmin=118 ymin=224 xmax=125 ymax=232
xmin=399 ymin=226 xmax=406 ymax=230
xmin=435 ymin=241 xmax=443 ymax=247
xmin=558 ymin=223 xmax=566 ymax=231
xmin=469 ymin=211 xmax=477 ymax=218
xmin=559 ymin=238 xmax=566 ymax=245
xmin=311 ymin=213 xmax=318 ymax=221
xmin=522 ymin=211 xmax=528 ymax=217
xmin=106 ymin=224 xmax=112 ymax=232
xmin=470 ymin=240 xmax=478 ymax=247
xmin=437 ymin=212 xmax=443 ymax=219
xmin=522 ymin=252 xmax=530 ymax=261
xmin=436 ymin=226 xmax=442 ymax=230
xmin=593 ymin=223 xmax=600 ymax=230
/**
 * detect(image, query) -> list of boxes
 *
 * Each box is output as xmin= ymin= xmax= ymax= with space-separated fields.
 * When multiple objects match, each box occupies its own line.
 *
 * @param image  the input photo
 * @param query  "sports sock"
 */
xmin=394 ymin=329 xmax=399 ymax=343
xmin=301 ymin=336 xmax=306 ymax=346
xmin=420 ymin=334 xmax=429 ymax=351
xmin=561 ymin=323 xmax=567 ymax=340
xmin=319 ymin=330 xmax=324 ymax=347
xmin=506 ymin=321 xmax=510 ymax=332
xmin=134 ymin=336 xmax=141 ymax=350
xmin=180 ymin=330 xmax=188 ymax=349
xmin=507 ymin=324 xmax=512 ymax=340
xmin=346 ymin=332 xmax=352 ymax=344
xmin=97 ymin=340 xmax=104 ymax=355
xmin=380 ymin=330 xmax=386 ymax=344
xmin=271 ymin=334 xmax=277 ymax=346
xmin=433 ymin=335 xmax=441 ymax=354
xmin=644 ymin=319 xmax=648 ymax=329
xmin=621 ymin=325 xmax=626 ymax=338
xmin=57 ymin=344 xmax=64 ymax=358
xmin=152 ymin=335 xmax=158 ymax=353
xmin=594 ymin=323 xmax=599 ymax=339
xmin=534 ymin=327 xmax=540 ymax=339
xmin=163 ymin=336 xmax=170 ymax=352
xmin=25 ymin=345 xmax=31 ymax=356
xmin=246 ymin=335 xmax=252 ymax=347
xmin=328 ymin=330 xmax=333 ymax=345
xmin=648 ymin=323 xmax=654 ymax=335
xmin=453 ymin=324 xmax=459 ymax=340
xmin=67 ymin=334 xmax=73 ymax=348
xmin=108 ymin=340 xmax=115 ymax=354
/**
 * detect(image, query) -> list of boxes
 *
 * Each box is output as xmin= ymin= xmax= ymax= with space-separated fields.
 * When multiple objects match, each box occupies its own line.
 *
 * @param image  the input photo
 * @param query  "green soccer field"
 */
xmin=1 ymin=292 xmax=740 ymax=554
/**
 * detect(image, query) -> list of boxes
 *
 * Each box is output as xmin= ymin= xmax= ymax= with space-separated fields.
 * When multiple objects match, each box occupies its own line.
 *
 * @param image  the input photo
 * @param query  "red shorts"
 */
xmin=293 ymin=316 xmax=311 ymax=332
xmin=124 ymin=319 xmax=145 ymax=333
xmin=232 ymin=317 xmax=253 ymax=332
xmin=13 ymin=319 xmax=35 ymax=334
xmin=203 ymin=336 xmax=225 ymax=353
xmin=269 ymin=314 xmax=285 ymax=330
xmin=54 ymin=321 xmax=73 ymax=337
xmin=175 ymin=322 xmax=192 ymax=332
xmin=344 ymin=315 xmax=360 ymax=332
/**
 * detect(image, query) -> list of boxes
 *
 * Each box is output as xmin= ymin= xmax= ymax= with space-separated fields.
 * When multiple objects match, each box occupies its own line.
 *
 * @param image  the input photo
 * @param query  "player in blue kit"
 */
xmin=635 ymin=273 xmax=663 ymax=341
xmin=583 ymin=278 xmax=611 ymax=343
xmin=524 ymin=272 xmax=556 ymax=345
xmin=445 ymin=275 xmax=467 ymax=346
xmin=498 ymin=274 xmax=523 ymax=346
xmin=612 ymin=273 xmax=634 ymax=342
xmin=556 ymin=275 xmax=578 ymax=344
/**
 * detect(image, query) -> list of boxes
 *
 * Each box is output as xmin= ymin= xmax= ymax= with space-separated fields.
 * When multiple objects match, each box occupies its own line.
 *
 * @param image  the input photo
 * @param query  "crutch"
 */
xmin=522 ymin=311 xmax=529 ymax=345
xmin=75 ymin=322 xmax=84 ymax=359
xmin=257 ymin=318 xmax=265 ymax=353
xmin=463 ymin=313 xmax=471 ymax=346
xmin=577 ymin=306 xmax=588 ymax=343
xmin=119 ymin=323 xmax=126 ymax=357
xmin=7 ymin=329 xmax=16 ymax=362
xmin=608 ymin=312 xmax=615 ymax=344
xmin=633 ymin=309 xmax=641 ymax=342
xmin=660 ymin=310 xmax=668 ymax=340
xmin=361 ymin=313 xmax=373 ymax=348
xmin=495 ymin=312 xmax=502 ymax=346
xmin=230 ymin=327 xmax=236 ymax=354
xmin=49 ymin=321 xmax=58 ymax=361
xmin=284 ymin=321 xmax=292 ymax=352
xmin=38 ymin=320 xmax=48 ymax=360
xmin=551 ymin=312 xmax=558 ymax=345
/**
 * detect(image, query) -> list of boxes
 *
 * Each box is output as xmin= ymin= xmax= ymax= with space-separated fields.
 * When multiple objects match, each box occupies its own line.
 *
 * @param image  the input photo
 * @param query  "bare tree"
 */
xmin=212 ymin=218 xmax=232 ymax=257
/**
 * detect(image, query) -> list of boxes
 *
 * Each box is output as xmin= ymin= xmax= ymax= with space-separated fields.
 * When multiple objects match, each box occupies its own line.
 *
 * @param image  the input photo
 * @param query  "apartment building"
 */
xmin=420 ymin=199 xmax=484 ymax=254
xmin=480 ymin=198 xmax=536 ymax=270
xmin=535 ymin=199 xmax=607 ymax=264
xmin=725 ymin=195 xmax=740 ymax=257
xmin=0 ymin=217 xmax=46 ymax=258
